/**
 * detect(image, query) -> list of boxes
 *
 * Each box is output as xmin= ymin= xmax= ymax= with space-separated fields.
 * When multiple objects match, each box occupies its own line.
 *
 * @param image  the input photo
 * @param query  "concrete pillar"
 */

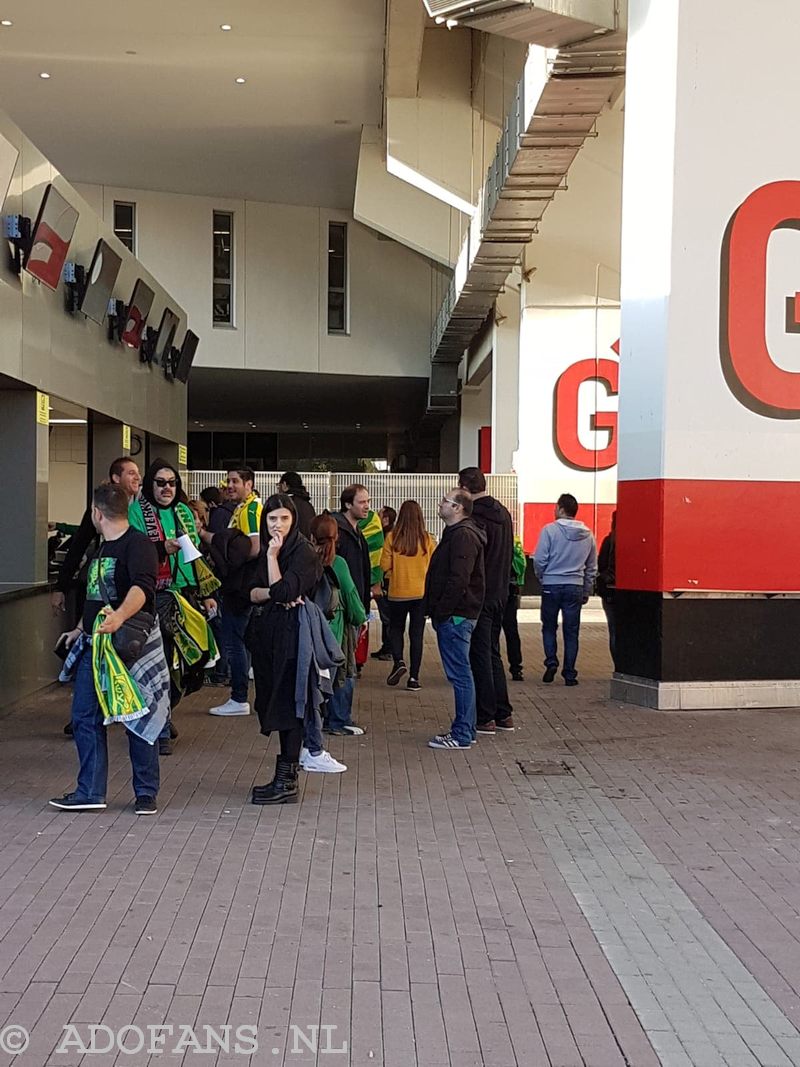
xmin=491 ymin=275 xmax=521 ymax=473
xmin=0 ymin=391 xmax=49 ymax=585
xmin=613 ymin=0 xmax=800 ymax=709
xmin=89 ymin=415 xmax=130 ymax=492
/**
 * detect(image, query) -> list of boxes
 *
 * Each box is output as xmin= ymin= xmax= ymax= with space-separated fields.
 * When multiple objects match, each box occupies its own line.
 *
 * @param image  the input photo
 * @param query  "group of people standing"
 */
xmin=48 ymin=454 xmax=607 ymax=814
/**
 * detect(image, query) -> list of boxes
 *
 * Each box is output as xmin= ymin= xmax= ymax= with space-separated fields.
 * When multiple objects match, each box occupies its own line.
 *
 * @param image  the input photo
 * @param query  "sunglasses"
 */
xmin=155 ymin=478 xmax=177 ymax=488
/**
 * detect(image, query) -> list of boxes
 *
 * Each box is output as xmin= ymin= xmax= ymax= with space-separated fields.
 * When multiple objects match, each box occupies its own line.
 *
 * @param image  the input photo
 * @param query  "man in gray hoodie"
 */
xmin=533 ymin=493 xmax=597 ymax=686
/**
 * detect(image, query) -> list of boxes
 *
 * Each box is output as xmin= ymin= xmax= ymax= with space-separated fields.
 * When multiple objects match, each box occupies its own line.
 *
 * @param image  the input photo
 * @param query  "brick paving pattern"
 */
xmin=3 ymin=611 xmax=800 ymax=1064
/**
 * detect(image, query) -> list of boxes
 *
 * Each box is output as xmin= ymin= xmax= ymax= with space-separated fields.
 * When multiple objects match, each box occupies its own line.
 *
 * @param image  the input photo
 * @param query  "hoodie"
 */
xmin=533 ymin=519 xmax=598 ymax=598
xmin=423 ymin=518 xmax=487 ymax=623
xmin=470 ymin=495 xmax=514 ymax=608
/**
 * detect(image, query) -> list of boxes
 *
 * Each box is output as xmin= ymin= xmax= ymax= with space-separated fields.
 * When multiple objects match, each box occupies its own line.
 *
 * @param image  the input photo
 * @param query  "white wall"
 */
xmin=73 ymin=182 xmax=442 ymax=380
xmin=459 ymin=378 xmax=491 ymax=468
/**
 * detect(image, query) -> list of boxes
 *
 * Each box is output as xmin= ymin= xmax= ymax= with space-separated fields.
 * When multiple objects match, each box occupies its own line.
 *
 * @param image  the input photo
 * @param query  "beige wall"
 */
xmin=0 ymin=111 xmax=186 ymax=444
xmin=72 ymin=182 xmax=442 ymax=381
xmin=48 ymin=425 xmax=87 ymax=524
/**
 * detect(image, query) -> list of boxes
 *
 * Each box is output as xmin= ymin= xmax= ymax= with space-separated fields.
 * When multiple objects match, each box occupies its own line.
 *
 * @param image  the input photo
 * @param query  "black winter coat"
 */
xmin=423 ymin=519 xmax=486 ymax=623
xmin=334 ymin=512 xmax=372 ymax=613
xmin=471 ymin=495 xmax=514 ymax=609
xmin=248 ymin=529 xmax=322 ymax=734
xmin=286 ymin=489 xmax=316 ymax=539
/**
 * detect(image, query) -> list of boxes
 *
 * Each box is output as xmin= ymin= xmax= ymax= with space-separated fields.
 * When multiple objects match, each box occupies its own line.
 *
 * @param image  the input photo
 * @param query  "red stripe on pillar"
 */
xmin=479 ymin=426 xmax=492 ymax=474
xmin=617 ymin=479 xmax=800 ymax=592
xmin=522 ymin=502 xmax=615 ymax=554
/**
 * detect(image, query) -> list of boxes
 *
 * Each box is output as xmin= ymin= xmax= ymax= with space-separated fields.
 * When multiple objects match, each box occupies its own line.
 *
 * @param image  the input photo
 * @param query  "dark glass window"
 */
xmin=113 ymin=201 xmax=136 ymax=253
xmin=213 ymin=211 xmax=234 ymax=325
xmin=327 ymin=222 xmax=347 ymax=334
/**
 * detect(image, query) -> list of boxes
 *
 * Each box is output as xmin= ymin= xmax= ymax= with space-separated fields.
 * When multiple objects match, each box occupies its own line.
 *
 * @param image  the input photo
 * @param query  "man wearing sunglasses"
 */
xmin=130 ymin=459 xmax=213 ymax=751
xmin=423 ymin=490 xmax=486 ymax=750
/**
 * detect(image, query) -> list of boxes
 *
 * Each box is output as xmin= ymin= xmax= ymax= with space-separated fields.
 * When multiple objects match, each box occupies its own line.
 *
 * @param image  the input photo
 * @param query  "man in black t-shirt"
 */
xmin=50 ymin=484 xmax=162 ymax=816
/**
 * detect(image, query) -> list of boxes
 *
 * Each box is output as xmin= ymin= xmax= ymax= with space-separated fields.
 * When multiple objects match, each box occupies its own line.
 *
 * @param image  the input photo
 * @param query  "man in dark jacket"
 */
xmin=326 ymin=483 xmax=372 ymax=736
xmin=278 ymin=472 xmax=316 ymax=538
xmin=424 ymin=489 xmax=486 ymax=750
xmin=458 ymin=467 xmax=515 ymax=734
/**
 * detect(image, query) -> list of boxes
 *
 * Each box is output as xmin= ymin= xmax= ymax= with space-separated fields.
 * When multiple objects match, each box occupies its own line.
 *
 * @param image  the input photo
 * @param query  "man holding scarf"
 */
xmin=129 ymin=458 xmax=218 ymax=753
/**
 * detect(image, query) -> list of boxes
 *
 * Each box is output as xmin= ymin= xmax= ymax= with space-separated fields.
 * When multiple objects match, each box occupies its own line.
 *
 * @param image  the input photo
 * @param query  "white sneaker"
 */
xmin=301 ymin=749 xmax=347 ymax=773
xmin=209 ymin=699 xmax=250 ymax=716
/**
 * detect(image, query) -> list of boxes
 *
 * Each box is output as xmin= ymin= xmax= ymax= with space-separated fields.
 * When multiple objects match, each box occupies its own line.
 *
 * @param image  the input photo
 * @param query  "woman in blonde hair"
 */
xmin=380 ymin=500 xmax=436 ymax=691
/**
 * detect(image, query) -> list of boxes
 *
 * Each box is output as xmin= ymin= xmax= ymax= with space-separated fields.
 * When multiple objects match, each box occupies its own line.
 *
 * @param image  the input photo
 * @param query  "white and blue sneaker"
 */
xmin=428 ymin=733 xmax=471 ymax=750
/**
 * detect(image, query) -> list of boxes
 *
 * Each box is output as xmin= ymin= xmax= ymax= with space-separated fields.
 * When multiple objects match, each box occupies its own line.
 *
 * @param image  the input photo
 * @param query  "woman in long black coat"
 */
xmin=248 ymin=494 xmax=321 ymax=805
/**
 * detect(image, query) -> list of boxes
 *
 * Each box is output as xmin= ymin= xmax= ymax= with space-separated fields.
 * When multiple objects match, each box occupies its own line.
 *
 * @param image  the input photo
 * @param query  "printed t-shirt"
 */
xmin=82 ymin=528 xmax=158 ymax=632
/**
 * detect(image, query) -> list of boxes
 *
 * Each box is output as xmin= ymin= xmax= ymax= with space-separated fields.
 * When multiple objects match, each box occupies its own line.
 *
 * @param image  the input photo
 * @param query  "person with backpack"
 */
xmin=309 ymin=512 xmax=366 ymax=752
xmin=379 ymin=500 xmax=436 ymax=692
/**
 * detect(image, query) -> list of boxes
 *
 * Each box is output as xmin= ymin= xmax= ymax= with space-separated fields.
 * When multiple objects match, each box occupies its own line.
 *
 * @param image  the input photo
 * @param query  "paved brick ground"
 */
xmin=4 ymin=613 xmax=800 ymax=1064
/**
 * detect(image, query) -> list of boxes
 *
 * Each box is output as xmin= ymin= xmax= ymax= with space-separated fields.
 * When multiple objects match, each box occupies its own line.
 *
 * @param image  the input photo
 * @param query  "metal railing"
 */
xmin=185 ymin=471 xmax=519 ymax=537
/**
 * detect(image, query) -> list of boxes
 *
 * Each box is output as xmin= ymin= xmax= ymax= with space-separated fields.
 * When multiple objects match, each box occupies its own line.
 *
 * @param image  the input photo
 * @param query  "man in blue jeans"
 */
xmin=533 ymin=493 xmax=597 ymax=687
xmin=423 ymin=490 xmax=486 ymax=749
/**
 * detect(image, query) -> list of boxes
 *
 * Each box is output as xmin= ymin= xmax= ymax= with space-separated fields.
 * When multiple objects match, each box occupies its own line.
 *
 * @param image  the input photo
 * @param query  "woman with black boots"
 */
xmin=248 ymin=494 xmax=322 ymax=805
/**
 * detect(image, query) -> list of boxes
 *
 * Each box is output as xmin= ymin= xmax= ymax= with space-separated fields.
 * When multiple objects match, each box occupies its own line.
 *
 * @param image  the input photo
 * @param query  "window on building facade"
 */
xmin=113 ymin=201 xmax=136 ymax=254
xmin=213 ymin=211 xmax=234 ymax=326
xmin=327 ymin=221 xmax=348 ymax=334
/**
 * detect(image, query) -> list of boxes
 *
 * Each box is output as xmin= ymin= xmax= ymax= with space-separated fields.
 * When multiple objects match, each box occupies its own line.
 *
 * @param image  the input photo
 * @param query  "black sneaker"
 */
xmin=542 ymin=667 xmax=557 ymax=683
xmin=169 ymin=722 xmax=179 ymax=739
xmin=511 ymin=671 xmax=524 ymax=682
xmin=387 ymin=662 xmax=407 ymax=687
xmin=63 ymin=722 xmax=73 ymax=736
xmin=406 ymin=679 xmax=421 ymax=691
xmin=135 ymin=796 xmax=158 ymax=815
xmin=158 ymin=737 xmax=173 ymax=756
xmin=565 ymin=678 xmax=579 ymax=687
xmin=49 ymin=793 xmax=106 ymax=811
xmin=371 ymin=649 xmax=393 ymax=661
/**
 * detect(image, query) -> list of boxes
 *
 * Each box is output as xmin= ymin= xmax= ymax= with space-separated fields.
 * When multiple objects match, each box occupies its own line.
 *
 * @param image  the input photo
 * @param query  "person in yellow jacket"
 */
xmin=380 ymin=500 xmax=437 ymax=691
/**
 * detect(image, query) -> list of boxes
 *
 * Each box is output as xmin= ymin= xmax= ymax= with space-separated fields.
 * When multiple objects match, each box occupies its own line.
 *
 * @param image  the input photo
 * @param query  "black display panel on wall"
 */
xmin=79 ymin=239 xmax=122 ymax=325
xmin=174 ymin=329 xmax=199 ymax=383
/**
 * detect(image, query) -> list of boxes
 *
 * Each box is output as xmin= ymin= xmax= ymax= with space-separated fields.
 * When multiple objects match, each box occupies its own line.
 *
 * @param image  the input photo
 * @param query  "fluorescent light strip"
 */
xmin=49 ymin=418 xmax=87 ymax=424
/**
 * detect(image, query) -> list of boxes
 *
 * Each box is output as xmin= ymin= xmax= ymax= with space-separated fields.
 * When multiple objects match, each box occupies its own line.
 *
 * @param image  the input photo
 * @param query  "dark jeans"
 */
xmin=208 ymin=612 xmax=229 ymax=681
xmin=502 ymin=589 xmax=522 ymax=673
xmin=469 ymin=601 xmax=513 ymax=726
xmin=434 ymin=617 xmax=476 ymax=745
xmin=221 ymin=602 xmax=252 ymax=703
xmin=303 ymin=705 xmax=324 ymax=756
xmin=70 ymin=650 xmax=159 ymax=802
xmin=327 ymin=676 xmax=355 ymax=730
xmin=602 ymin=596 xmax=617 ymax=668
xmin=540 ymin=584 xmax=584 ymax=682
xmin=376 ymin=593 xmax=391 ymax=652
xmin=388 ymin=598 xmax=426 ymax=679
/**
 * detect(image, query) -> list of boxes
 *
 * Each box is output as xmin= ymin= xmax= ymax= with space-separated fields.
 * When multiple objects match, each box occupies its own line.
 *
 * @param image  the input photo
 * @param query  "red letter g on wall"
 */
xmin=722 ymin=180 xmax=800 ymax=417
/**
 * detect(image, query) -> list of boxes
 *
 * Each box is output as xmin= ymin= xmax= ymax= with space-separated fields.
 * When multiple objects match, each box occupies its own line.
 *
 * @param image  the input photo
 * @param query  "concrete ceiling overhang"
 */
xmin=422 ymin=0 xmax=622 ymax=47
xmin=0 ymin=1 xmax=385 ymax=208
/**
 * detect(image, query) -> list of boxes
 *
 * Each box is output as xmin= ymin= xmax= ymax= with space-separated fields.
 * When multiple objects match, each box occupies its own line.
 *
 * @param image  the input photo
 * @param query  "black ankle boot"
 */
xmin=252 ymin=755 xmax=299 ymax=805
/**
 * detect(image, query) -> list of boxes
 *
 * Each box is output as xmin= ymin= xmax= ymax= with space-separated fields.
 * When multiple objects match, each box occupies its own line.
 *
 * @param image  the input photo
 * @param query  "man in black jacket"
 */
xmin=458 ymin=467 xmax=515 ymax=734
xmin=327 ymin=483 xmax=372 ymax=735
xmin=278 ymin=472 xmax=316 ymax=538
xmin=424 ymin=489 xmax=486 ymax=750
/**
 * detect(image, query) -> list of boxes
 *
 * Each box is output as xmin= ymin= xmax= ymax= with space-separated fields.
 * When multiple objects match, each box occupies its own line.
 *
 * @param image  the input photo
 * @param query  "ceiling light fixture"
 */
xmin=39 ymin=71 xmax=51 ymax=79
xmin=235 ymin=76 xmax=246 ymax=84
xmin=1 ymin=19 xmax=13 ymax=26
xmin=445 ymin=18 xmax=458 ymax=28
xmin=50 ymin=418 xmax=87 ymax=425
xmin=220 ymin=23 xmax=232 ymax=30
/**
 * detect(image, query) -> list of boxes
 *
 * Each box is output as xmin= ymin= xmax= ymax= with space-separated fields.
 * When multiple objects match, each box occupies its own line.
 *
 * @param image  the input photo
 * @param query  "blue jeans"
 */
xmin=70 ymin=650 xmax=160 ymax=802
xmin=221 ymin=603 xmax=252 ymax=703
xmin=304 ymin=705 xmax=324 ymax=755
xmin=540 ymin=584 xmax=584 ymax=682
xmin=327 ymin=676 xmax=355 ymax=731
xmin=434 ymin=617 xmax=476 ymax=746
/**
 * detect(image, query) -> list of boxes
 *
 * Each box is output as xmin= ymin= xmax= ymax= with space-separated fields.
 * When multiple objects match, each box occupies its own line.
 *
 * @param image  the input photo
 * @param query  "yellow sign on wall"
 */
xmin=178 ymin=444 xmax=188 ymax=466
xmin=122 ymin=424 xmax=131 ymax=450
xmin=36 ymin=392 xmax=49 ymax=425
